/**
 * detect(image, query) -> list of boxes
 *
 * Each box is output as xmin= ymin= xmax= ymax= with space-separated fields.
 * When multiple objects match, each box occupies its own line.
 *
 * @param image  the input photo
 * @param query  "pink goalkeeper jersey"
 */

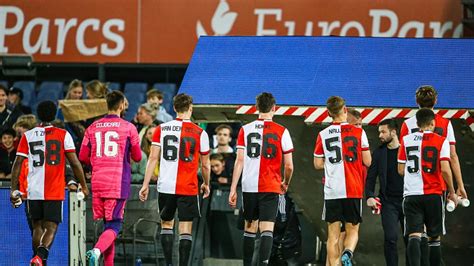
xmin=79 ymin=115 xmax=142 ymax=199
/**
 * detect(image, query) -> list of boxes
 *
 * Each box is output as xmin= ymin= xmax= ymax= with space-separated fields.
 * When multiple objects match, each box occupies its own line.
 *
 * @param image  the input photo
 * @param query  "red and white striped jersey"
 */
xmin=400 ymin=114 xmax=455 ymax=145
xmin=398 ymin=131 xmax=450 ymax=196
xmin=16 ymin=125 xmax=75 ymax=200
xmin=314 ymin=122 xmax=369 ymax=200
xmin=152 ymin=119 xmax=210 ymax=195
xmin=236 ymin=119 xmax=294 ymax=193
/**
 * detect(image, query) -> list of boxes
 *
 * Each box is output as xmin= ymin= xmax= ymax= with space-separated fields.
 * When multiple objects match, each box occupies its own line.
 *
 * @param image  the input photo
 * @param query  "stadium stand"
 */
xmin=108 ymin=82 xmax=121 ymax=91
xmin=152 ymin=83 xmax=178 ymax=115
xmin=12 ymin=81 xmax=36 ymax=106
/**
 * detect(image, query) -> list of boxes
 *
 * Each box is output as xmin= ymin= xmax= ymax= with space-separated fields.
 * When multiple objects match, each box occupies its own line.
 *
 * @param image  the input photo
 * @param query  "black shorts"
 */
xmin=403 ymin=194 xmax=444 ymax=237
xmin=158 ymin=193 xmax=200 ymax=222
xmin=323 ymin=198 xmax=362 ymax=225
xmin=242 ymin=192 xmax=279 ymax=222
xmin=27 ymin=200 xmax=63 ymax=224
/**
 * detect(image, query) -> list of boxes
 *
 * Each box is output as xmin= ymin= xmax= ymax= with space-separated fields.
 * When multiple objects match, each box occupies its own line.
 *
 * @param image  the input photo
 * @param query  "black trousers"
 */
xmin=381 ymin=196 xmax=409 ymax=266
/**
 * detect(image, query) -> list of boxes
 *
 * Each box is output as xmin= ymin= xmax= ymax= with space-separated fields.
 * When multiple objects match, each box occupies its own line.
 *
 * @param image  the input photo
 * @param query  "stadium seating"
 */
xmin=124 ymin=90 xmax=146 ymax=122
xmin=33 ymin=82 xmax=64 ymax=113
xmin=12 ymin=81 xmax=36 ymax=106
xmin=152 ymin=83 xmax=178 ymax=116
xmin=108 ymin=82 xmax=121 ymax=91
xmin=124 ymin=82 xmax=148 ymax=95
xmin=0 ymin=80 xmax=8 ymax=88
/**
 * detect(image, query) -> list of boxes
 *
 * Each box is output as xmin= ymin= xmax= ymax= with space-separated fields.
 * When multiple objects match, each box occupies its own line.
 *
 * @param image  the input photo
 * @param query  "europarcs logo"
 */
xmin=196 ymin=0 xmax=238 ymax=37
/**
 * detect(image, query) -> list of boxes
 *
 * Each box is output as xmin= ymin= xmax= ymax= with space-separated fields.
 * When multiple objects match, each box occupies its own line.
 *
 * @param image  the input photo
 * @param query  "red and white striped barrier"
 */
xmin=236 ymin=105 xmax=473 ymax=127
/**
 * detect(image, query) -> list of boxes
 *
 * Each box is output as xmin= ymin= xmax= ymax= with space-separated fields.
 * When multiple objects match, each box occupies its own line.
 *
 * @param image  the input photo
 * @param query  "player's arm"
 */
xmin=313 ymin=133 xmax=324 ymax=170
xmin=229 ymin=148 xmax=244 ymax=208
xmin=78 ymin=129 xmax=91 ymax=165
xmin=200 ymin=153 xmax=211 ymax=198
xmin=449 ymin=145 xmax=466 ymax=198
xmin=283 ymin=152 xmax=294 ymax=185
xmin=10 ymin=156 xmax=25 ymax=201
xmin=130 ymin=126 xmax=142 ymax=163
xmin=66 ymin=152 xmax=89 ymax=197
xmin=397 ymin=163 xmax=405 ymax=177
xmin=139 ymin=145 xmax=160 ymax=202
xmin=366 ymin=149 xmax=379 ymax=199
xmin=361 ymin=129 xmax=371 ymax=167
xmin=397 ymin=137 xmax=406 ymax=177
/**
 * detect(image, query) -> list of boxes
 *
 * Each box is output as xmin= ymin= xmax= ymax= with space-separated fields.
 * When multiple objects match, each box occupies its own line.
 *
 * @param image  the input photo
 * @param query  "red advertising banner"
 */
xmin=0 ymin=0 xmax=463 ymax=64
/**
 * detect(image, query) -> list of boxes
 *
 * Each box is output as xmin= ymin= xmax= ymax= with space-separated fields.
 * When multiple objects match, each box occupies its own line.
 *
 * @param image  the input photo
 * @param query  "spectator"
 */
xmin=212 ymin=124 xmax=234 ymax=154
xmin=8 ymin=87 xmax=32 ymax=114
xmin=136 ymin=103 xmax=162 ymax=140
xmin=0 ymin=128 xmax=17 ymax=178
xmin=210 ymin=153 xmax=233 ymax=185
xmin=131 ymin=151 xmax=148 ymax=183
xmin=140 ymin=124 xmax=159 ymax=181
xmin=347 ymin=108 xmax=362 ymax=128
xmin=147 ymin=89 xmax=173 ymax=122
xmin=58 ymin=79 xmax=87 ymax=149
xmin=65 ymin=79 xmax=84 ymax=100
xmin=84 ymin=80 xmax=108 ymax=127
xmin=0 ymin=85 xmax=22 ymax=132
xmin=13 ymin=114 xmax=37 ymax=140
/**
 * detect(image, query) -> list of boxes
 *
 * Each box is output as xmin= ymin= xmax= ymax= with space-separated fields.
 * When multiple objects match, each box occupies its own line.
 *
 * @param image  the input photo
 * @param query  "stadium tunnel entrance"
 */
xmin=180 ymin=36 xmax=474 ymax=264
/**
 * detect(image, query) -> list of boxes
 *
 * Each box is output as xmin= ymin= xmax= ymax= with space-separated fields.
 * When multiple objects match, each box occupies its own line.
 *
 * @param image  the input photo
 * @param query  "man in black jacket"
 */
xmin=366 ymin=118 xmax=407 ymax=266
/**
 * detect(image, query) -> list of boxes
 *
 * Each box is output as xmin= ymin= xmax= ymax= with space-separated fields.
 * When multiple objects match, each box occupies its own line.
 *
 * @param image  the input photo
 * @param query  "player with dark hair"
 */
xmin=366 ymin=118 xmax=409 ymax=266
xmin=10 ymin=100 xmax=89 ymax=266
xmin=139 ymin=93 xmax=211 ymax=266
xmin=398 ymin=108 xmax=457 ymax=266
xmin=314 ymin=96 xmax=371 ymax=266
xmin=80 ymin=91 xmax=142 ymax=266
xmin=229 ymin=92 xmax=294 ymax=266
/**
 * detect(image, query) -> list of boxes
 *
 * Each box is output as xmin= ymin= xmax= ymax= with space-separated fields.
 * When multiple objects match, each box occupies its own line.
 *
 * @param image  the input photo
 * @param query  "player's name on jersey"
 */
xmin=162 ymin=125 xmax=201 ymax=135
xmin=95 ymin=122 xmax=121 ymax=128
xmin=328 ymin=127 xmax=353 ymax=134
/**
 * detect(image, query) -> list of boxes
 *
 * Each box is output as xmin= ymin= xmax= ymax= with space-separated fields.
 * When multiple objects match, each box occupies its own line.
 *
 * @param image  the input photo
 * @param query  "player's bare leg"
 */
xmin=341 ymin=223 xmax=359 ymax=265
xmin=178 ymin=221 xmax=193 ymax=266
xmin=243 ymin=220 xmax=258 ymax=266
xmin=161 ymin=219 xmax=175 ymax=266
xmin=258 ymin=221 xmax=275 ymax=265
xmin=33 ymin=220 xmax=58 ymax=265
xmin=31 ymin=220 xmax=44 ymax=252
xmin=339 ymin=231 xmax=346 ymax=255
xmin=327 ymin=221 xmax=342 ymax=266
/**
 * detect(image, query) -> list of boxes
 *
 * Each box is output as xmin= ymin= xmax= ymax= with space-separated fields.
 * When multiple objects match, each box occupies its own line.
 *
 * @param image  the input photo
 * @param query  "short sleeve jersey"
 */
xmin=400 ymin=114 xmax=455 ymax=145
xmin=79 ymin=115 xmax=142 ymax=199
xmin=314 ymin=122 xmax=369 ymax=200
xmin=236 ymin=119 xmax=294 ymax=193
xmin=398 ymin=131 xmax=450 ymax=196
xmin=152 ymin=119 xmax=210 ymax=195
xmin=16 ymin=126 xmax=75 ymax=200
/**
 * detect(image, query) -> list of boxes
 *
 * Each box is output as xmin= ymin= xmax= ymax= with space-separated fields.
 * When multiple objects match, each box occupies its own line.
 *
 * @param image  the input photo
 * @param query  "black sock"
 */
xmin=408 ymin=236 xmax=421 ymax=266
xmin=429 ymin=240 xmax=441 ymax=266
xmin=36 ymin=246 xmax=49 ymax=265
xmin=160 ymin=228 xmax=174 ymax=265
xmin=342 ymin=249 xmax=353 ymax=259
xmin=243 ymin=231 xmax=256 ymax=266
xmin=258 ymin=231 xmax=273 ymax=265
xmin=420 ymin=234 xmax=429 ymax=266
xmin=179 ymin=234 xmax=192 ymax=266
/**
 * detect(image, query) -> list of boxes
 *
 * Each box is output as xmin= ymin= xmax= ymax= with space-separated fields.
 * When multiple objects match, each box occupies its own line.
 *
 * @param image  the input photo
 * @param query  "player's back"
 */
xmin=314 ymin=122 xmax=369 ymax=200
xmin=399 ymin=131 xmax=450 ymax=197
xmin=17 ymin=125 xmax=75 ymax=200
xmin=81 ymin=115 xmax=140 ymax=199
xmin=236 ymin=119 xmax=294 ymax=193
xmin=401 ymin=114 xmax=455 ymax=145
xmin=153 ymin=119 xmax=210 ymax=195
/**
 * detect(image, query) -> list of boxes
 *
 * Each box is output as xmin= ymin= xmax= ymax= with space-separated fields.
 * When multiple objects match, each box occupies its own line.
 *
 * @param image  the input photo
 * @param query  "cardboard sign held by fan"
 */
xmin=59 ymin=99 xmax=108 ymax=122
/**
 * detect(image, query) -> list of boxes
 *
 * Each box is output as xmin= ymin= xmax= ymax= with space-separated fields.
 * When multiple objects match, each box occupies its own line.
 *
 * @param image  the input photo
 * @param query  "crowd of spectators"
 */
xmin=0 ymin=80 xmax=242 ymax=187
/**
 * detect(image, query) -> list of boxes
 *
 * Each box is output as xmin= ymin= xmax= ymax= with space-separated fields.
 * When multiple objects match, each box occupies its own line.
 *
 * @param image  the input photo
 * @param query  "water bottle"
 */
xmin=446 ymin=199 xmax=456 ymax=212
xmin=12 ymin=190 xmax=23 ymax=208
xmin=135 ymin=256 xmax=142 ymax=266
xmin=459 ymin=197 xmax=470 ymax=208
